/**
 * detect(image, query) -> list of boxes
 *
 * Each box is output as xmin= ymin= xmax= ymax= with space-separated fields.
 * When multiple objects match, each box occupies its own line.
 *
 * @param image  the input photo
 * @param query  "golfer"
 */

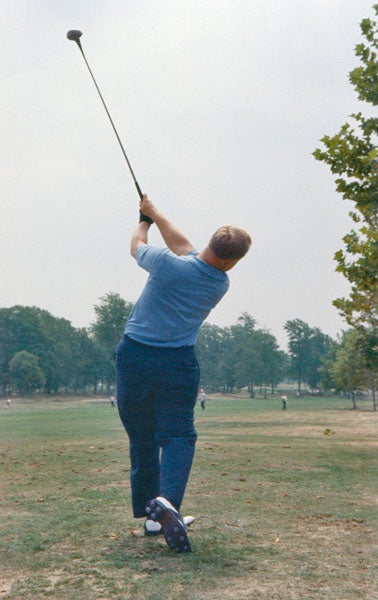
xmin=115 ymin=195 xmax=251 ymax=553
xmin=199 ymin=388 xmax=206 ymax=410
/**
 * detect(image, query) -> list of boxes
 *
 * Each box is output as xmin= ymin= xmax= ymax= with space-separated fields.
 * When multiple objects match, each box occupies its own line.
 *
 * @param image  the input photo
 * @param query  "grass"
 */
xmin=0 ymin=394 xmax=377 ymax=599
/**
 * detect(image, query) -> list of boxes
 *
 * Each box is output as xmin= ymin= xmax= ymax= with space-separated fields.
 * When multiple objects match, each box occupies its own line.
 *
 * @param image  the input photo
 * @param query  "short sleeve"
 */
xmin=136 ymin=245 xmax=167 ymax=273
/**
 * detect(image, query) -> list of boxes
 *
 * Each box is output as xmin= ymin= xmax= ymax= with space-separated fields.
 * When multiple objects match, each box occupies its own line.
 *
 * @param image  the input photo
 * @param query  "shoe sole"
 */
xmin=144 ymin=516 xmax=196 ymax=537
xmin=146 ymin=499 xmax=192 ymax=553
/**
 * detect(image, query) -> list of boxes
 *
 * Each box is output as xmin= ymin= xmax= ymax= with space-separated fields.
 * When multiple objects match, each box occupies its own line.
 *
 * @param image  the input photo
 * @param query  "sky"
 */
xmin=0 ymin=0 xmax=374 ymax=349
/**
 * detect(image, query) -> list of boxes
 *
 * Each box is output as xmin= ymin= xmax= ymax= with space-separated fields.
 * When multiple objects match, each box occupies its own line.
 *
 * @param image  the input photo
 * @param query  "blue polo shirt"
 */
xmin=124 ymin=245 xmax=229 ymax=347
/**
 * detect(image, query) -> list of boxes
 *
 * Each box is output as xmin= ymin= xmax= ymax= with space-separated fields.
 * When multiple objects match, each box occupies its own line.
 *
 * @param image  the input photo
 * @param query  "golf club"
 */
xmin=66 ymin=29 xmax=143 ymax=200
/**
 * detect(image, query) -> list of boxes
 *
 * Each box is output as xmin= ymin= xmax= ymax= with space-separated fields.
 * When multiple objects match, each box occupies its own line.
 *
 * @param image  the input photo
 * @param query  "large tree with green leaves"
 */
xmin=284 ymin=319 xmax=332 ymax=394
xmin=91 ymin=293 xmax=133 ymax=351
xmin=72 ymin=328 xmax=104 ymax=394
xmin=9 ymin=350 xmax=44 ymax=395
xmin=330 ymin=329 xmax=377 ymax=410
xmin=230 ymin=313 xmax=257 ymax=396
xmin=250 ymin=329 xmax=287 ymax=396
xmin=38 ymin=309 xmax=83 ymax=393
xmin=313 ymin=4 xmax=378 ymax=330
xmin=228 ymin=313 xmax=287 ymax=397
xmin=195 ymin=323 xmax=227 ymax=390
xmin=91 ymin=293 xmax=134 ymax=389
xmin=0 ymin=306 xmax=51 ymax=394
xmin=284 ymin=319 xmax=313 ymax=394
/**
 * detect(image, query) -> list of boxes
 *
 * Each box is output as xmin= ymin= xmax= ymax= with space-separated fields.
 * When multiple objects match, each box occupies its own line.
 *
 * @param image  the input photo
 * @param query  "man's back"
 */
xmin=125 ymin=245 xmax=229 ymax=347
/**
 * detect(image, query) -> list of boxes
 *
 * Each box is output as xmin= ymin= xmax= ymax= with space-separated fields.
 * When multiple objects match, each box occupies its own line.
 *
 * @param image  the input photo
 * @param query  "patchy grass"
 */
xmin=0 ymin=395 xmax=376 ymax=599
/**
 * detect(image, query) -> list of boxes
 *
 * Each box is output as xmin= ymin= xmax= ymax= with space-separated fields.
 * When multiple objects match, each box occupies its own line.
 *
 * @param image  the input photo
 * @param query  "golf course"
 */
xmin=1 ymin=394 xmax=376 ymax=599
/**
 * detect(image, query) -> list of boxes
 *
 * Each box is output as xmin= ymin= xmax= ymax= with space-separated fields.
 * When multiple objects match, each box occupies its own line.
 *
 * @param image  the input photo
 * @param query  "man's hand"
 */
xmin=139 ymin=195 xmax=158 ymax=222
xmin=139 ymin=195 xmax=155 ymax=226
xmin=136 ymin=194 xmax=195 ymax=256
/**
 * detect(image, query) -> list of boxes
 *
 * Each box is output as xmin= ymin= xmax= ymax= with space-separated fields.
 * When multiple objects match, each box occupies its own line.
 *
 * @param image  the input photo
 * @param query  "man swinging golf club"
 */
xmin=115 ymin=195 xmax=251 ymax=553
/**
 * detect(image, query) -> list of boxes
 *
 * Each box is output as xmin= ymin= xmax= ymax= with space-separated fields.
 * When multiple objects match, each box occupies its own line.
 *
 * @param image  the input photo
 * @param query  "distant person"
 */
xmin=199 ymin=388 xmax=206 ymax=410
xmin=110 ymin=395 xmax=116 ymax=407
xmin=115 ymin=194 xmax=251 ymax=553
xmin=282 ymin=395 xmax=288 ymax=410
xmin=6 ymin=398 xmax=11 ymax=408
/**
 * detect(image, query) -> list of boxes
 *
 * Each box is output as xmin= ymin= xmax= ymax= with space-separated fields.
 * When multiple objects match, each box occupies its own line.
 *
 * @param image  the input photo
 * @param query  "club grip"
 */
xmin=135 ymin=180 xmax=143 ymax=200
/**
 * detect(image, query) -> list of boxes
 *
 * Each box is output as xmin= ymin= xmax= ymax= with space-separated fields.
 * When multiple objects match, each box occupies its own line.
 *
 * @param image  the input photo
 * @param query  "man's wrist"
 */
xmin=139 ymin=211 xmax=154 ymax=226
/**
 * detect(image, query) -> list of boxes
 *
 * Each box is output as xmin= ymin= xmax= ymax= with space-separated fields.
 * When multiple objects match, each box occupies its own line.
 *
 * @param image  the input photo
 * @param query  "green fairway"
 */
xmin=0 ymin=395 xmax=376 ymax=599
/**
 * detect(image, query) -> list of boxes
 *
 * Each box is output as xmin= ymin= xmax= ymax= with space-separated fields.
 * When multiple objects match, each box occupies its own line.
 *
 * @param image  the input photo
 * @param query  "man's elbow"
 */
xmin=130 ymin=240 xmax=146 ymax=259
xmin=130 ymin=245 xmax=138 ymax=259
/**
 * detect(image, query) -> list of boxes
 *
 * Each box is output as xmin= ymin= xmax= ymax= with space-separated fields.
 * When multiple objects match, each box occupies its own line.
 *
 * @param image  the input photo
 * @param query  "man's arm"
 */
xmin=139 ymin=195 xmax=195 ymax=256
xmin=130 ymin=221 xmax=150 ymax=259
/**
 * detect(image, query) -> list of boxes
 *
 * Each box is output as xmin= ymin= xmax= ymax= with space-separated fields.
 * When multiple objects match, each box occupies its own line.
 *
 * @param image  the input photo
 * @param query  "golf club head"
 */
xmin=66 ymin=30 xmax=83 ymax=42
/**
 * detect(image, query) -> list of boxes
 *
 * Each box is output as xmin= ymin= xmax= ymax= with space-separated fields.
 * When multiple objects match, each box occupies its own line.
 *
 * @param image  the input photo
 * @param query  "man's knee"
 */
xmin=156 ymin=434 xmax=197 ymax=448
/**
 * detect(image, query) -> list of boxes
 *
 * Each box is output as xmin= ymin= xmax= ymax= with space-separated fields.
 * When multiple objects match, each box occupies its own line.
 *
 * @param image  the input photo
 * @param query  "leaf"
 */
xmin=129 ymin=529 xmax=139 ymax=537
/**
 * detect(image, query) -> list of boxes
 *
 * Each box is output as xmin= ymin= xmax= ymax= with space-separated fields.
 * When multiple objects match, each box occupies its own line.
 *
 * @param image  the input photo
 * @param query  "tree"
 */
xmin=252 ymin=330 xmax=287 ymax=396
xmin=0 ymin=305 xmax=103 ymax=396
xmin=227 ymin=314 xmax=287 ymax=397
xmin=284 ymin=319 xmax=313 ymax=393
xmin=0 ymin=306 xmax=51 ymax=394
xmin=331 ymin=329 xmax=377 ymax=409
xmin=313 ymin=5 xmax=378 ymax=330
xmin=284 ymin=319 xmax=332 ymax=394
xmin=38 ymin=310 xmax=83 ymax=393
xmin=357 ymin=328 xmax=378 ymax=410
xmin=319 ymin=338 xmax=342 ymax=392
xmin=196 ymin=314 xmax=287 ymax=395
xmin=195 ymin=323 xmax=226 ymax=390
xmin=91 ymin=293 xmax=133 ymax=351
xmin=230 ymin=313 xmax=257 ymax=396
xmin=9 ymin=351 xmax=44 ymax=395
xmin=91 ymin=293 xmax=134 ymax=390
xmin=305 ymin=328 xmax=333 ymax=392
xmin=73 ymin=328 xmax=104 ymax=394
xmin=217 ymin=327 xmax=239 ymax=393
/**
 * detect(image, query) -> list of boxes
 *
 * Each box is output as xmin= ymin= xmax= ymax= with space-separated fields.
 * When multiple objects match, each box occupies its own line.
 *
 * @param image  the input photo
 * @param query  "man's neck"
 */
xmin=198 ymin=247 xmax=239 ymax=272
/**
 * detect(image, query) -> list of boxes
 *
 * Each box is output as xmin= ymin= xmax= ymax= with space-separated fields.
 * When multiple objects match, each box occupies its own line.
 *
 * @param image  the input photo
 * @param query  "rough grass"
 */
xmin=0 ymin=395 xmax=376 ymax=599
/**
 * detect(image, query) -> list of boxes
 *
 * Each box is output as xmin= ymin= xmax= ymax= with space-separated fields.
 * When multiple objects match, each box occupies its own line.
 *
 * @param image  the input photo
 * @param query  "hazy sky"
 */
xmin=1 ymin=1 xmax=374 ymax=349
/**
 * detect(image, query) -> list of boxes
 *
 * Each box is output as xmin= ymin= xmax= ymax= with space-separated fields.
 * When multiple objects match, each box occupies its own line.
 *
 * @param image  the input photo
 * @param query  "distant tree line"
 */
xmin=0 ymin=293 xmax=376 ymax=409
xmin=0 ymin=294 xmax=132 ymax=397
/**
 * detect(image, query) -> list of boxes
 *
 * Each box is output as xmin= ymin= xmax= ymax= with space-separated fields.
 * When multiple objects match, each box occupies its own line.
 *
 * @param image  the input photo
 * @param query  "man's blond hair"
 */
xmin=209 ymin=226 xmax=252 ymax=260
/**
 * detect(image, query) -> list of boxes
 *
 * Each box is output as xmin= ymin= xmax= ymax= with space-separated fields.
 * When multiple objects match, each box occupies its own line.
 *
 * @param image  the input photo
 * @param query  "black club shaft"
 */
xmin=66 ymin=30 xmax=143 ymax=200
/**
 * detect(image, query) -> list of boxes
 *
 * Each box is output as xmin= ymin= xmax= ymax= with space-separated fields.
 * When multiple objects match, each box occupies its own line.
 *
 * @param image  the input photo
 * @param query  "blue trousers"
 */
xmin=115 ymin=335 xmax=199 ymax=517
